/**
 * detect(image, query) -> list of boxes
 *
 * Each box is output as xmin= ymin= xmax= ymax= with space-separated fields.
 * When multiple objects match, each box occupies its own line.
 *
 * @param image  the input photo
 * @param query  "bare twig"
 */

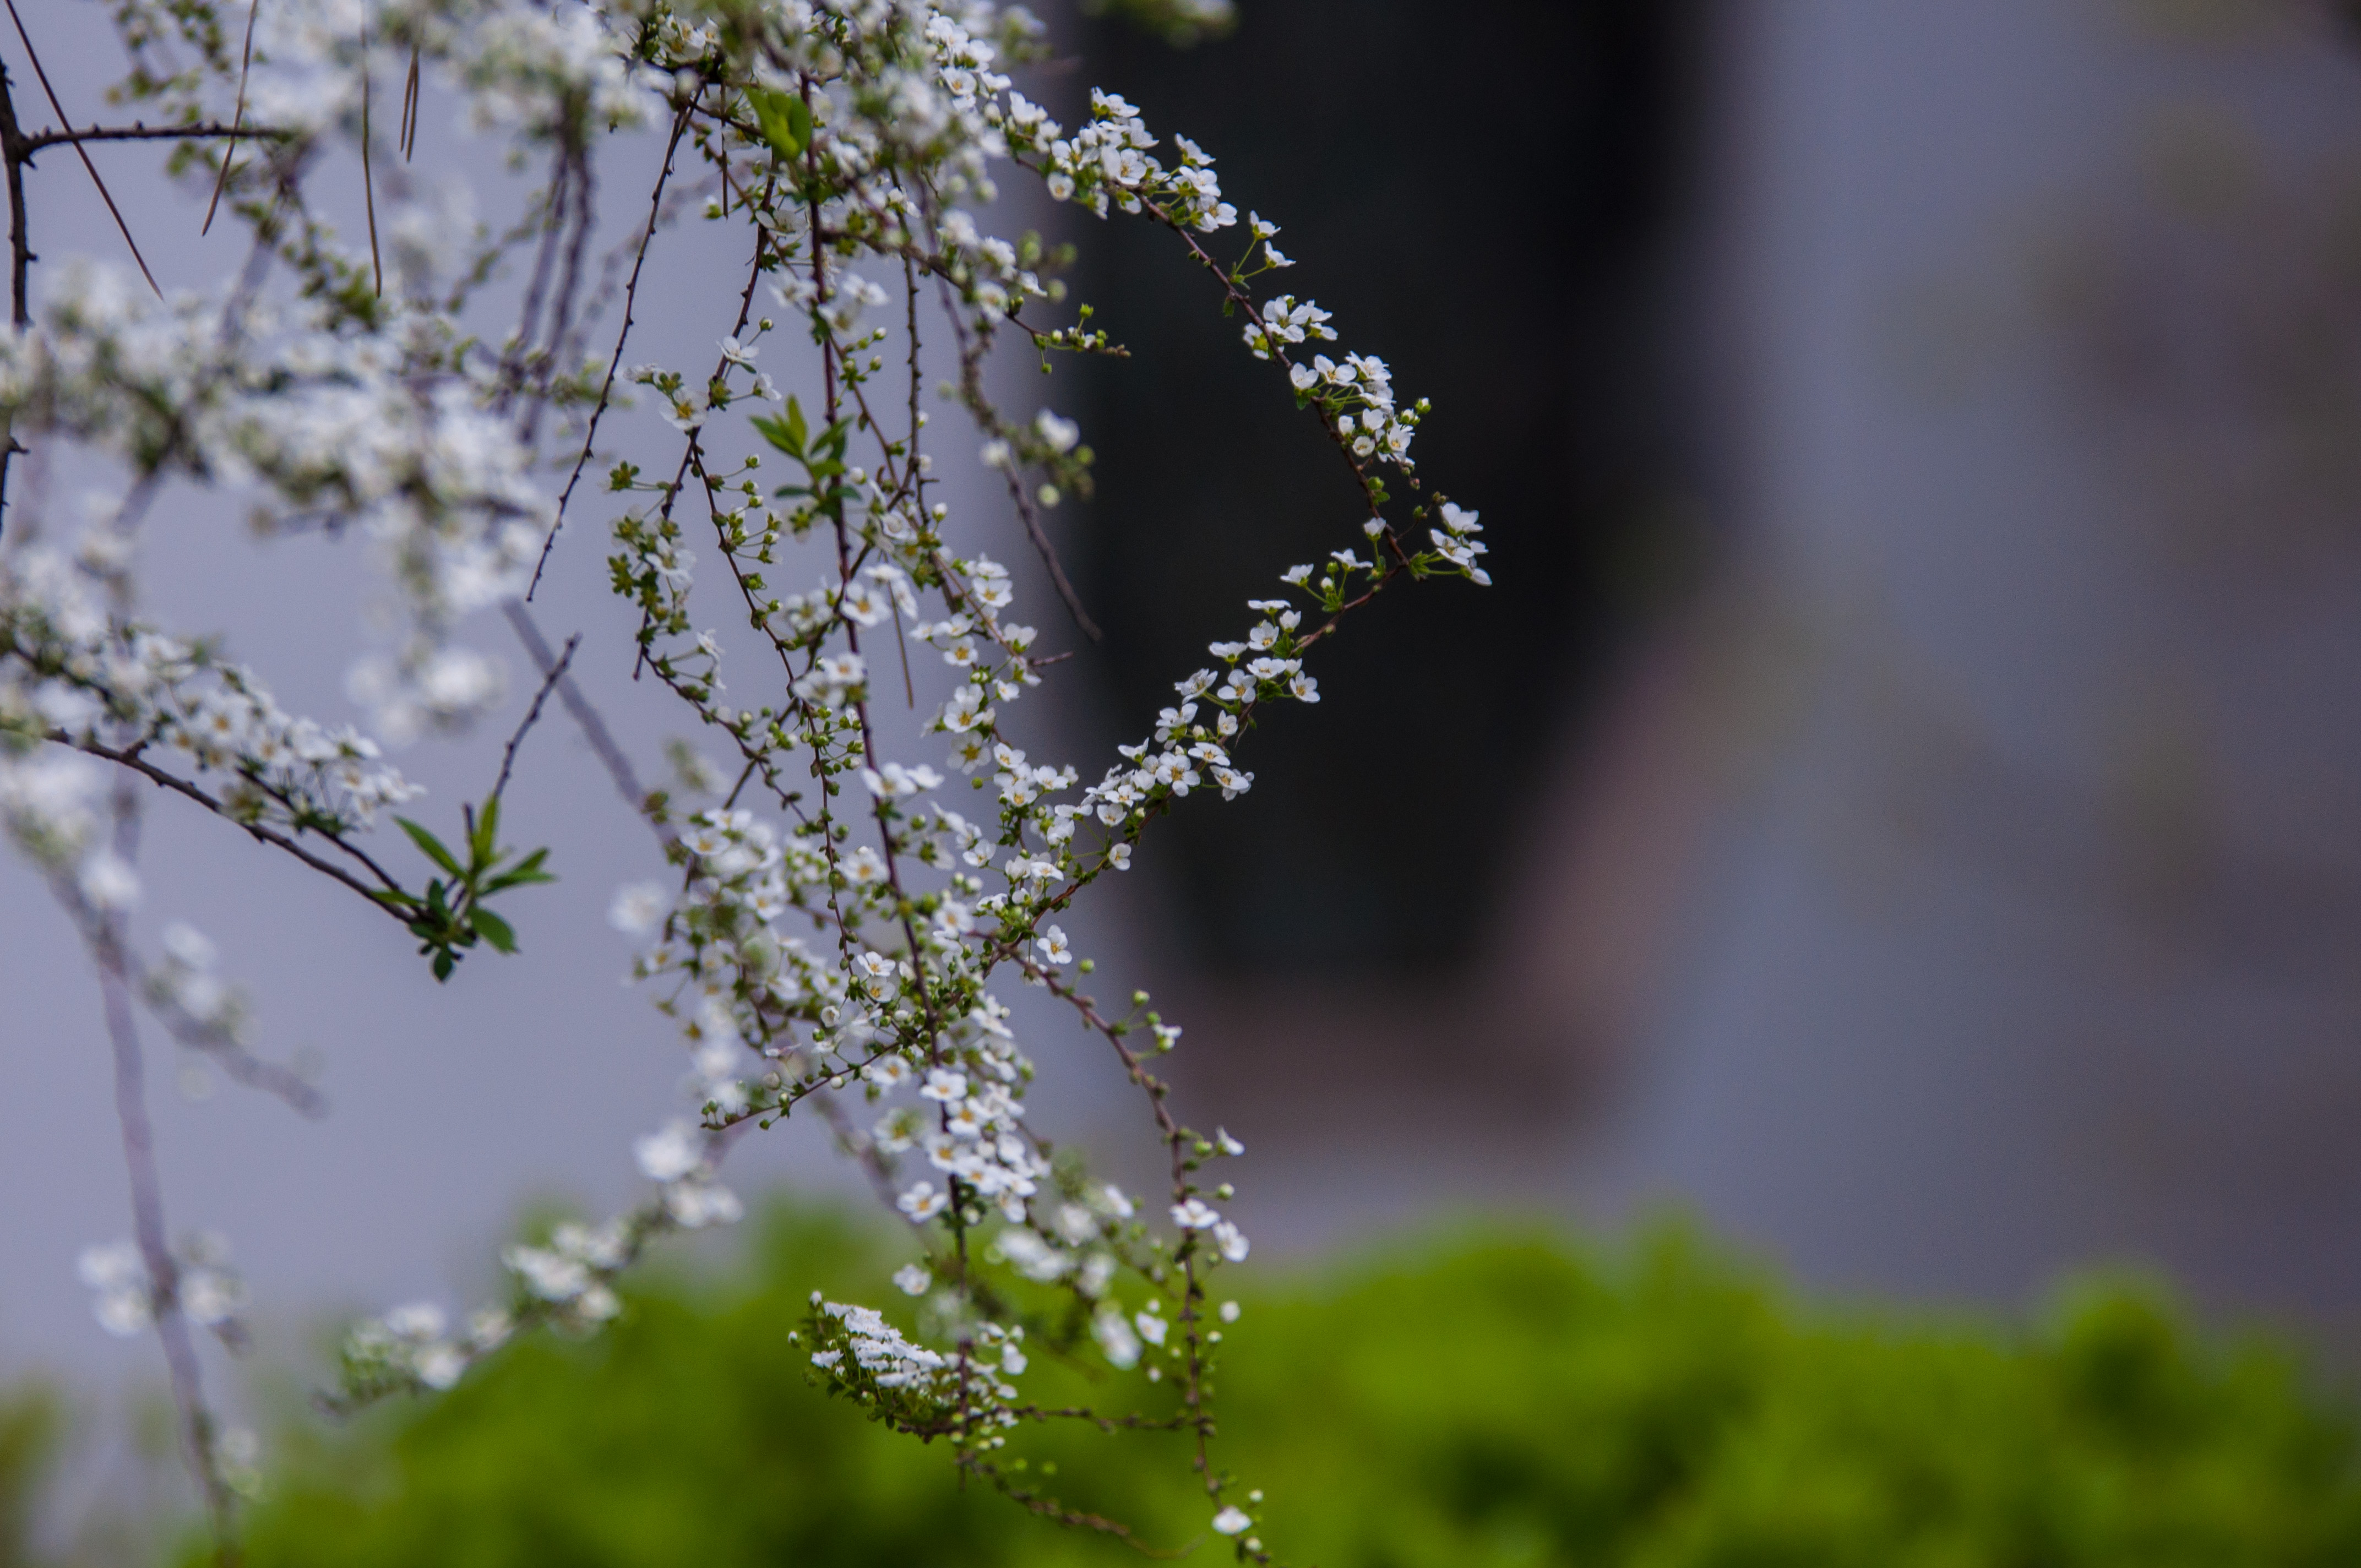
xmin=502 ymin=600 xmax=655 ymax=824
xmin=1 ymin=0 xmax=161 ymax=299
xmin=360 ymin=13 xmax=381 ymax=296
xmin=0 ymin=63 xmax=33 ymax=331
xmin=399 ymin=41 xmax=421 ymax=161
xmin=202 ymin=0 xmax=262 ymax=235
xmin=527 ymin=104 xmax=693 ymax=599
xmin=487 ymin=629 xmax=579 ymax=805
xmin=27 ymin=122 xmax=280 ymax=154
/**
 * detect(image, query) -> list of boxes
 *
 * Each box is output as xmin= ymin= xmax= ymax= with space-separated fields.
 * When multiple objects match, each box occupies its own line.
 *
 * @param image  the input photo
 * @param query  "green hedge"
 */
xmin=192 ymin=1209 xmax=2361 ymax=1566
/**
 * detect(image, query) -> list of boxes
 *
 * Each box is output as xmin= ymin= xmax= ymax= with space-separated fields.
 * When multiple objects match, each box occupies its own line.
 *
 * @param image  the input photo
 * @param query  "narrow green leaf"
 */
xmin=481 ymin=848 xmax=557 ymax=896
xmin=396 ymin=817 xmax=463 ymax=877
xmin=472 ymin=795 xmax=501 ymax=865
xmin=751 ymin=412 xmax=804 ymax=458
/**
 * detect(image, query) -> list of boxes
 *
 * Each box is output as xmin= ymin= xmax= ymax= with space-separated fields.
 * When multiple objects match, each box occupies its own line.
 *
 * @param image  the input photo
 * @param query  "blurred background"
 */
xmin=12 ymin=0 xmax=2361 ymax=1555
xmin=1069 ymin=0 xmax=2361 ymax=1326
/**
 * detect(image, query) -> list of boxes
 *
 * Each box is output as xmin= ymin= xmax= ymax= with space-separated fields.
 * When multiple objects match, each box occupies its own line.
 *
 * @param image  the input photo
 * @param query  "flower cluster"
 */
xmin=339 ymin=1299 xmax=515 ymax=1399
xmin=76 ymin=1233 xmax=247 ymax=1341
xmin=28 ymin=0 xmax=1493 ymax=1556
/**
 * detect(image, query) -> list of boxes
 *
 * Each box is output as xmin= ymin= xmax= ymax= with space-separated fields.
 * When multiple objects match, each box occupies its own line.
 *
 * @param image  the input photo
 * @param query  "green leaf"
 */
xmin=396 ymin=818 xmax=463 ymax=878
xmin=431 ymin=950 xmax=455 ymax=983
xmin=747 ymin=87 xmax=811 ymax=162
xmin=752 ymin=398 xmax=809 ymax=458
xmin=470 ymin=907 xmax=518 ymax=955
xmin=481 ymin=848 xmax=557 ymax=896
xmin=471 ymin=796 xmax=501 ymax=867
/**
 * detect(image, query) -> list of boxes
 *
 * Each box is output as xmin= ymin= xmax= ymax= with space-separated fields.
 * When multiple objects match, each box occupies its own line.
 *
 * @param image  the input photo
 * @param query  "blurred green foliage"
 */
xmin=68 ymin=1207 xmax=2361 ymax=1566
xmin=0 ymin=1389 xmax=58 ymax=1568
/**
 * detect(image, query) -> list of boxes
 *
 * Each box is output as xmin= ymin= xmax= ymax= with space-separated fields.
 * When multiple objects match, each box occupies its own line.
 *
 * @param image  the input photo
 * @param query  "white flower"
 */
xmin=384 ymin=1302 xmax=447 ymax=1341
xmin=608 ymin=882 xmax=670 ymax=935
xmin=1216 ymin=1128 xmax=1245 ymax=1156
xmin=1035 ymin=925 xmax=1074 ymax=965
xmin=77 ymin=1241 xmax=150 ymax=1336
xmin=920 ymin=1068 xmax=967 ymax=1103
xmin=634 ymin=1120 xmax=703 ymax=1183
xmin=1093 ymin=1306 xmax=1140 ymax=1368
xmin=181 ymin=1267 xmax=246 ymax=1327
xmin=1219 ymin=1300 xmax=1242 ymax=1324
xmin=160 ymin=922 xmax=216 ymax=970
xmin=78 ymin=852 xmax=140 ymax=911
xmin=1170 ymin=1199 xmax=1218 ymax=1230
xmin=1107 ymin=843 xmax=1132 ymax=870
xmin=893 ymin=1263 xmax=931 ymax=1296
xmin=665 ymin=1178 xmax=743 ymax=1229
xmin=1033 ymin=409 xmax=1080 ymax=454
xmin=897 ymin=1182 xmax=949 ymax=1222
xmin=1134 ymin=1308 xmax=1168 ymax=1346
xmin=1212 ymin=1506 xmax=1252 ymax=1537
xmin=862 ymin=761 xmax=943 ymax=798
xmin=415 ymin=1343 xmax=467 ymax=1390
xmin=1212 ymin=1221 xmax=1250 ymax=1262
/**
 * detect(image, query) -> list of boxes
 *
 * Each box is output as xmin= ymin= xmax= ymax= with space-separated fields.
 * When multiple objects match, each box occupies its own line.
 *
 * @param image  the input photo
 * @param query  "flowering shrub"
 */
xmin=0 ymin=0 xmax=1486 ymax=1559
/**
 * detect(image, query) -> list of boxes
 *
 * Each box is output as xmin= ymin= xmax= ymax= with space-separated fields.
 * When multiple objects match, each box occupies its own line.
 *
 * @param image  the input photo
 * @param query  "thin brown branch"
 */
xmin=502 ymin=600 xmax=659 ymax=829
xmin=0 ymin=62 xmax=32 ymax=331
xmin=202 ymin=0 xmax=262 ymax=234
xmin=399 ymin=41 xmax=421 ymax=161
xmin=525 ymin=101 xmax=686 ymax=597
xmin=1 ymin=0 xmax=161 ymax=299
xmin=48 ymin=728 xmax=407 ymax=907
xmin=26 ymin=121 xmax=284 ymax=154
xmin=487 ymin=629 xmax=578 ymax=805
xmin=360 ymin=14 xmax=381 ymax=297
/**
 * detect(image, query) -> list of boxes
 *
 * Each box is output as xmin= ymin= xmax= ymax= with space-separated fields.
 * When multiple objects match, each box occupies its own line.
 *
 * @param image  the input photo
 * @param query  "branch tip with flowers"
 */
xmin=0 ymin=3 xmax=1490 ymax=1560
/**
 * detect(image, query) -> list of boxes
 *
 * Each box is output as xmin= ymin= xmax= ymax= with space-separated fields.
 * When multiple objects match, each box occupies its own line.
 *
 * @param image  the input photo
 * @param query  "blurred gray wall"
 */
xmin=1140 ymin=0 xmax=2361 ymax=1335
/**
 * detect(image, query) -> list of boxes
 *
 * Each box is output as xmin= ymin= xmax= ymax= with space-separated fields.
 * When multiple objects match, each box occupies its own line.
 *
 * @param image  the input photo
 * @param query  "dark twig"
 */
xmin=360 ymin=13 xmax=381 ymax=296
xmin=202 ymin=0 xmax=262 ymax=234
xmin=487 ymin=629 xmax=579 ymax=805
xmin=0 ymin=63 xmax=32 ymax=330
xmin=1 ymin=0 xmax=161 ymax=299
xmin=0 ymin=64 xmax=27 ymax=533
xmin=28 ymin=122 xmax=280 ymax=153
xmin=526 ymin=102 xmax=690 ymax=598
xmin=502 ymin=600 xmax=656 ymax=824
xmin=48 ymin=728 xmax=407 ymax=908
xmin=934 ymin=276 xmax=1101 ymax=641
xmin=399 ymin=41 xmax=421 ymax=161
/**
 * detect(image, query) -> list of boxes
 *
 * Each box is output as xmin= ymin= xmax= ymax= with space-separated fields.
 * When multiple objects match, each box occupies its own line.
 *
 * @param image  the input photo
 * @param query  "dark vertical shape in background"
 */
xmin=1067 ymin=0 xmax=1708 ymax=976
